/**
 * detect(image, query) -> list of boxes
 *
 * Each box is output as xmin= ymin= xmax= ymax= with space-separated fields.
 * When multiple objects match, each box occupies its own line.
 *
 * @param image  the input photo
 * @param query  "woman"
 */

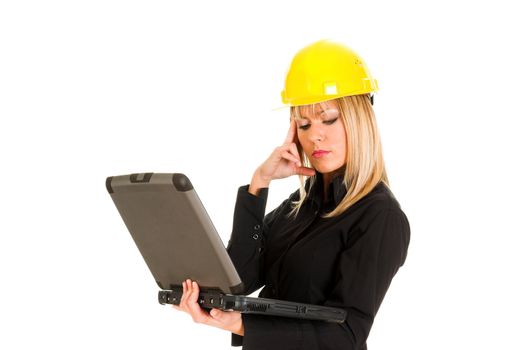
xmin=174 ymin=39 xmax=410 ymax=350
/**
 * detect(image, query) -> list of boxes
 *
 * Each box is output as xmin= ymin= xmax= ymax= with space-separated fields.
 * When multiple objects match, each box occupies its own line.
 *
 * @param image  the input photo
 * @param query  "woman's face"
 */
xmin=294 ymin=100 xmax=347 ymax=178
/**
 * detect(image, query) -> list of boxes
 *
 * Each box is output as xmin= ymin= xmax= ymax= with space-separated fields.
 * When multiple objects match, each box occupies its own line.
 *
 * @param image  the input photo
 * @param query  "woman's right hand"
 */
xmin=249 ymin=120 xmax=315 ymax=195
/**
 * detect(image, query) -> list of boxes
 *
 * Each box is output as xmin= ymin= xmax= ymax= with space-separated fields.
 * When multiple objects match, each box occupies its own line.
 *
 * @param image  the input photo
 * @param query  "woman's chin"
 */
xmin=311 ymin=162 xmax=346 ymax=178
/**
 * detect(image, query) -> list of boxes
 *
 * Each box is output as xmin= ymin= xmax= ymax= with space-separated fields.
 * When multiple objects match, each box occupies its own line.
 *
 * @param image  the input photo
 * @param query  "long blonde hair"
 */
xmin=290 ymin=94 xmax=389 ymax=218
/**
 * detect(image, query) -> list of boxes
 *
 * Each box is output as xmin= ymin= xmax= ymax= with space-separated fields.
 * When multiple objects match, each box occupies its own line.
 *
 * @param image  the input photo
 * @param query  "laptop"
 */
xmin=106 ymin=172 xmax=346 ymax=323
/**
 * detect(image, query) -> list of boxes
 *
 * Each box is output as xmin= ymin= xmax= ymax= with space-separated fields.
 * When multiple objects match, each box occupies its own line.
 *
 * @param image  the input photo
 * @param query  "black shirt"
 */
xmin=226 ymin=174 xmax=410 ymax=349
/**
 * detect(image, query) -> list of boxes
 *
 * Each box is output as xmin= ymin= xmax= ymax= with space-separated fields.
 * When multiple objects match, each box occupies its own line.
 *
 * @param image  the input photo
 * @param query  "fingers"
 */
xmin=176 ymin=280 xmax=210 ymax=324
xmin=284 ymin=122 xmax=303 ymax=167
xmin=289 ymin=142 xmax=301 ymax=164
xmin=279 ymin=146 xmax=301 ymax=167
xmin=179 ymin=278 xmax=188 ymax=305
xmin=296 ymin=166 xmax=316 ymax=176
xmin=172 ymin=280 xmax=244 ymax=334
xmin=280 ymin=143 xmax=315 ymax=177
xmin=284 ymin=119 xmax=296 ymax=143
xmin=286 ymin=138 xmax=315 ymax=177
xmin=188 ymin=280 xmax=199 ymax=304
xmin=186 ymin=281 xmax=208 ymax=322
xmin=209 ymin=309 xmax=244 ymax=334
xmin=209 ymin=308 xmax=225 ymax=321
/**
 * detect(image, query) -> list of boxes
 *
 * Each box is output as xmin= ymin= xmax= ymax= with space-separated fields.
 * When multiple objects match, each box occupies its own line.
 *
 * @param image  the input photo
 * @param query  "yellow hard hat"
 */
xmin=281 ymin=39 xmax=378 ymax=106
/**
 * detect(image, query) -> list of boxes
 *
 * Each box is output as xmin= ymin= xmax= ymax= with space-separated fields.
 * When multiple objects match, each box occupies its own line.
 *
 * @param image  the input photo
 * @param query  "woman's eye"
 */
xmin=323 ymin=118 xmax=338 ymax=125
xmin=298 ymin=124 xmax=311 ymax=130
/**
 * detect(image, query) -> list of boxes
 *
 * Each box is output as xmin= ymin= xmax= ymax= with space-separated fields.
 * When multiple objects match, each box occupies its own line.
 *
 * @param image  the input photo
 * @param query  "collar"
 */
xmin=305 ymin=170 xmax=348 ymax=210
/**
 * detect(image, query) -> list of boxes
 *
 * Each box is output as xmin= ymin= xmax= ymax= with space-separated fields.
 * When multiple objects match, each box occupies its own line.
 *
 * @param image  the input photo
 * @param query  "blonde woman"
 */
xmin=174 ymin=40 xmax=410 ymax=350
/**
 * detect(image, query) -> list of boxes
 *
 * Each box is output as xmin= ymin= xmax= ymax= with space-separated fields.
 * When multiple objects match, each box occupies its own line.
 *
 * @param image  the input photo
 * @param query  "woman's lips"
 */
xmin=312 ymin=150 xmax=330 ymax=158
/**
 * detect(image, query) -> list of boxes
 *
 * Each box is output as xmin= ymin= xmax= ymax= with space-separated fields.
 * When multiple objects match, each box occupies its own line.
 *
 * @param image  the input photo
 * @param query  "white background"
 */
xmin=1 ymin=1 xmax=524 ymax=349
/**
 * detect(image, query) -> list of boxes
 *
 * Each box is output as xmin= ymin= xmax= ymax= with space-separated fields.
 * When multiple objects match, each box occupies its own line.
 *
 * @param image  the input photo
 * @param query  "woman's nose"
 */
xmin=308 ymin=123 xmax=325 ymax=142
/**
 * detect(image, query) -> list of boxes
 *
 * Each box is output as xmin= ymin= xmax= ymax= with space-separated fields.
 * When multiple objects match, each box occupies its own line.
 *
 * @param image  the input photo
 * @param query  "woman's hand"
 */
xmin=250 ymin=120 xmax=315 ymax=195
xmin=173 ymin=279 xmax=244 ymax=336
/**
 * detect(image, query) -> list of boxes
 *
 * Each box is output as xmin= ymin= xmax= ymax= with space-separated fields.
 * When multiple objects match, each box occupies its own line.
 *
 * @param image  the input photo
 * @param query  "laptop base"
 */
xmin=158 ymin=288 xmax=347 ymax=323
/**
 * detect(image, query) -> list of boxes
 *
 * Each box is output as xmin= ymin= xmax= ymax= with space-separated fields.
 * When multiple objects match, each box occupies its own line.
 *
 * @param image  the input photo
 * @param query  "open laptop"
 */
xmin=106 ymin=172 xmax=346 ymax=323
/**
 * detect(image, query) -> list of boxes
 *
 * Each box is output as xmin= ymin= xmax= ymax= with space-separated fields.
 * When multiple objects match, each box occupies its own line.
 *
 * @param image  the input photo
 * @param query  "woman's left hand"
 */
xmin=173 ymin=279 xmax=244 ymax=336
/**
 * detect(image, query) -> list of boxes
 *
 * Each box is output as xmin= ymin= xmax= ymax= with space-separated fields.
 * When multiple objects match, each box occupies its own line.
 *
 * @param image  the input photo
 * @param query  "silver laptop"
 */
xmin=106 ymin=172 xmax=346 ymax=323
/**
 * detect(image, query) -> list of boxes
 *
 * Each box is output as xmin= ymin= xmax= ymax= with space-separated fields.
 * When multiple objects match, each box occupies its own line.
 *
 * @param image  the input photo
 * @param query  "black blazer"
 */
xmin=227 ymin=174 xmax=410 ymax=349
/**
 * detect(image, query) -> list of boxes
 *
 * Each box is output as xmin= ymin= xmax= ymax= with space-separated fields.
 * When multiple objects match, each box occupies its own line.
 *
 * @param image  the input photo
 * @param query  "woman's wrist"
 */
xmin=248 ymin=169 xmax=270 ymax=196
xmin=231 ymin=319 xmax=244 ymax=336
